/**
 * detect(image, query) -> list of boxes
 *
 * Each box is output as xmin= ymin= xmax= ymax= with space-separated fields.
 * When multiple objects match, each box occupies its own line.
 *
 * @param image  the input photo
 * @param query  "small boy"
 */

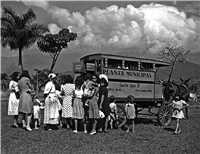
xmin=119 ymin=95 xmax=136 ymax=133
xmin=33 ymin=95 xmax=43 ymax=129
xmin=109 ymin=95 xmax=118 ymax=129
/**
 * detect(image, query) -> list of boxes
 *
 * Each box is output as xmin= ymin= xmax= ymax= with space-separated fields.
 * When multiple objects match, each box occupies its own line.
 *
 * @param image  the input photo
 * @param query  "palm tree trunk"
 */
xmin=18 ymin=48 xmax=23 ymax=72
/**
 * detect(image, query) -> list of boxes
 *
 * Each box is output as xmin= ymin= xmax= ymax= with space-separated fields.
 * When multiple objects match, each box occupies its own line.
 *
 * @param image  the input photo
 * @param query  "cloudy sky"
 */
xmin=1 ymin=0 xmax=200 ymax=61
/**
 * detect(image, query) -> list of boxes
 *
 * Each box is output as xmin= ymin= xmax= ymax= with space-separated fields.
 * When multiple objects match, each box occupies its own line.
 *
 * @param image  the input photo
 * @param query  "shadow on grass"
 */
xmin=163 ymin=127 xmax=175 ymax=132
xmin=135 ymin=117 xmax=159 ymax=126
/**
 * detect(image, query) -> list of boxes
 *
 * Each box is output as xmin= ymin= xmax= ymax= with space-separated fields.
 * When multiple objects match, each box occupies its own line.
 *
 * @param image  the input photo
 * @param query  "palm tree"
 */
xmin=1 ymin=7 xmax=49 ymax=72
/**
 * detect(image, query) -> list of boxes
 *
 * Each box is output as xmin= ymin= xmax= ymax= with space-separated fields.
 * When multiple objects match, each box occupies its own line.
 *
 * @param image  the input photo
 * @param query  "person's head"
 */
xmin=99 ymin=78 xmax=108 ymax=87
xmin=99 ymin=74 xmax=108 ymax=83
xmin=11 ymin=71 xmax=20 ymax=82
xmin=20 ymin=70 xmax=31 ymax=79
xmin=174 ymin=93 xmax=181 ymax=101
xmin=109 ymin=95 xmax=116 ymax=103
xmin=92 ymin=74 xmax=99 ymax=84
xmin=75 ymin=76 xmax=84 ymax=89
xmin=48 ymin=73 xmax=57 ymax=81
xmin=126 ymin=95 xmax=134 ymax=103
xmin=85 ymin=73 xmax=92 ymax=81
xmin=63 ymin=75 xmax=74 ymax=84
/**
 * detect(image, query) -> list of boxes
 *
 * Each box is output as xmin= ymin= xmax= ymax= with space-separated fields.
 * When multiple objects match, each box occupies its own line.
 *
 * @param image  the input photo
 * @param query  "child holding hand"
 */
xmin=33 ymin=95 xmax=43 ymax=129
xmin=171 ymin=93 xmax=189 ymax=134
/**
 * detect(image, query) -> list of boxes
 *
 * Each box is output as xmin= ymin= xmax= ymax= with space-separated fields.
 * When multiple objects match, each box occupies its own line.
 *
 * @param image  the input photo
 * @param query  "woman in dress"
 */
xmin=72 ymin=76 xmax=85 ymax=133
xmin=43 ymin=73 xmax=62 ymax=130
xmin=18 ymin=70 xmax=34 ymax=131
xmin=98 ymin=77 xmax=110 ymax=133
xmin=8 ymin=71 xmax=20 ymax=128
xmin=88 ymin=74 xmax=100 ymax=135
xmin=61 ymin=75 xmax=75 ymax=129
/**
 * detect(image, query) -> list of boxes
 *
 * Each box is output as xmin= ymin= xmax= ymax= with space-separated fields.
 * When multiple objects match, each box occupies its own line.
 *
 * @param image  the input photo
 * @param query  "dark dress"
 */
xmin=98 ymin=86 xmax=110 ymax=117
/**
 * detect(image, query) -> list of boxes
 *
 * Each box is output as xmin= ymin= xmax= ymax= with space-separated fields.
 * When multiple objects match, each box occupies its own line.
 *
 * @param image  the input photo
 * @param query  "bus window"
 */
xmin=141 ymin=62 xmax=153 ymax=71
xmin=125 ymin=61 xmax=138 ymax=70
xmin=107 ymin=59 xmax=122 ymax=69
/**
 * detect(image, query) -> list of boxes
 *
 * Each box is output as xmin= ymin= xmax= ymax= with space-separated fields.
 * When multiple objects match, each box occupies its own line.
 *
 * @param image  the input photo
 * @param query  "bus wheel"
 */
xmin=117 ymin=105 xmax=126 ymax=126
xmin=157 ymin=105 xmax=172 ymax=126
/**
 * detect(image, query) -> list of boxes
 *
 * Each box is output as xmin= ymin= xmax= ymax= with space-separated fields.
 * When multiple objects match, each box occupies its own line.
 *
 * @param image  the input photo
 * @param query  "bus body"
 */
xmin=73 ymin=53 xmax=170 ymax=108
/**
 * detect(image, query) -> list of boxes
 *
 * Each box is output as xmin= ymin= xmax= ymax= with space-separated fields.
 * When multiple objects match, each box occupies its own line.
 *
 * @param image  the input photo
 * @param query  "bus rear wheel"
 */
xmin=157 ymin=105 xmax=172 ymax=126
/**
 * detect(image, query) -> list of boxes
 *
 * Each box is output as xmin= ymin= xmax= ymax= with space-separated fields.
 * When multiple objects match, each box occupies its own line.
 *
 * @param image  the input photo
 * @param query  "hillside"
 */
xmin=1 ymin=52 xmax=200 ymax=82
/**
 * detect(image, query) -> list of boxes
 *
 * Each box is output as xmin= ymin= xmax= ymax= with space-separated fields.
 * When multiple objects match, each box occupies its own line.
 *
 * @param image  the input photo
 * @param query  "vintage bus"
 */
xmin=73 ymin=53 xmax=171 ymax=126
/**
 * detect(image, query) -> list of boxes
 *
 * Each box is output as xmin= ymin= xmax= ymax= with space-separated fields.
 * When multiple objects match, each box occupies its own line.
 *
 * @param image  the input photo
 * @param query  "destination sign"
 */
xmin=103 ymin=68 xmax=155 ymax=82
xmin=108 ymin=81 xmax=163 ymax=99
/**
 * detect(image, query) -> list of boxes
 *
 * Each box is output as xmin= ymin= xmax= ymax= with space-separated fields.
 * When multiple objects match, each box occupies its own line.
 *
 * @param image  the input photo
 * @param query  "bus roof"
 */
xmin=80 ymin=53 xmax=170 ymax=67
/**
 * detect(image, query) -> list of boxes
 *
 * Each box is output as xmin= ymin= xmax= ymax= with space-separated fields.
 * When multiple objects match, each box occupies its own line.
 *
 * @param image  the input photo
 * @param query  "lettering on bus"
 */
xmin=103 ymin=68 xmax=154 ymax=81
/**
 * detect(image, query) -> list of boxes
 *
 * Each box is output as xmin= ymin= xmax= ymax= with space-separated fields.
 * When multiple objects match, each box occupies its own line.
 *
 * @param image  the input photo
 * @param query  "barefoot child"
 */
xmin=109 ymin=95 xmax=118 ymax=129
xmin=33 ymin=95 xmax=42 ymax=129
xmin=171 ymin=93 xmax=189 ymax=134
xmin=119 ymin=95 xmax=136 ymax=133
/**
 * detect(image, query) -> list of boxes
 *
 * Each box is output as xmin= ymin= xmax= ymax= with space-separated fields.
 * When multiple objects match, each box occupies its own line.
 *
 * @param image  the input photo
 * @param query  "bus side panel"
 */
xmin=108 ymin=81 xmax=154 ymax=98
xmin=155 ymin=84 xmax=163 ymax=99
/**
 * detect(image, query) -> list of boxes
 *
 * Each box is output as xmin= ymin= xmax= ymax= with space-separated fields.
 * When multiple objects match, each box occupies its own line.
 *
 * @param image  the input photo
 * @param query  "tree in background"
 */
xmin=1 ymin=7 xmax=49 ymax=72
xmin=32 ymin=68 xmax=50 ymax=93
xmin=37 ymin=28 xmax=77 ymax=73
xmin=158 ymin=46 xmax=190 ymax=84
xmin=1 ymin=73 xmax=10 ymax=90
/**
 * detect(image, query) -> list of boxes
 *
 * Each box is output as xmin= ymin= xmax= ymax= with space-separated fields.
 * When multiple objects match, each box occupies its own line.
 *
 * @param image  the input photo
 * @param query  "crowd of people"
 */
xmin=7 ymin=70 xmax=189 ymax=135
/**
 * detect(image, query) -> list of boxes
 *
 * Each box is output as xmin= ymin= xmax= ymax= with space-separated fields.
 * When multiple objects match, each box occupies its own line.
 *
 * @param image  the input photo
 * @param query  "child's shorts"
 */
xmin=127 ymin=119 xmax=134 ymax=125
xmin=33 ymin=106 xmax=41 ymax=119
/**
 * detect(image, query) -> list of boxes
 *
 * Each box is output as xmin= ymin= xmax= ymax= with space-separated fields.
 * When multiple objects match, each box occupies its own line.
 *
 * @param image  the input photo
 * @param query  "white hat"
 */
xmin=99 ymin=74 xmax=108 ymax=83
xmin=99 ymin=110 xmax=105 ymax=118
xmin=48 ymin=73 xmax=56 ymax=80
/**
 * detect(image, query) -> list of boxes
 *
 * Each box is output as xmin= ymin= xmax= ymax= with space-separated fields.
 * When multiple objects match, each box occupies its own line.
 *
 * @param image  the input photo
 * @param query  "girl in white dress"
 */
xmin=43 ymin=73 xmax=62 ymax=130
xmin=8 ymin=71 xmax=20 ymax=128
xmin=171 ymin=94 xmax=189 ymax=134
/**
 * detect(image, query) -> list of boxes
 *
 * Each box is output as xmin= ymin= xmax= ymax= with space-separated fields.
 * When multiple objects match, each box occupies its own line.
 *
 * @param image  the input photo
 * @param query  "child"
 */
xmin=33 ymin=95 xmax=43 ymax=129
xmin=109 ymin=95 xmax=118 ymax=129
xmin=119 ymin=95 xmax=136 ymax=133
xmin=171 ymin=93 xmax=189 ymax=134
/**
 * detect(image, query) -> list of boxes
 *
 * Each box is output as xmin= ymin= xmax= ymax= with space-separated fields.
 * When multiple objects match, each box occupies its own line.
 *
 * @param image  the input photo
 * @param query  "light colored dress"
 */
xmin=125 ymin=103 xmax=136 ymax=119
xmin=43 ymin=81 xmax=62 ymax=124
xmin=88 ymin=87 xmax=100 ymax=119
xmin=33 ymin=99 xmax=41 ymax=119
xmin=7 ymin=80 xmax=20 ymax=115
xmin=109 ymin=102 xmax=118 ymax=120
xmin=172 ymin=100 xmax=187 ymax=119
xmin=61 ymin=83 xmax=75 ymax=118
xmin=18 ymin=77 xmax=33 ymax=114
xmin=73 ymin=88 xmax=84 ymax=119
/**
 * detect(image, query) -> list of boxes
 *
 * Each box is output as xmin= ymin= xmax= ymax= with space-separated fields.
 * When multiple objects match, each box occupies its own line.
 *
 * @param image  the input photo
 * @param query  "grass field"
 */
xmin=1 ymin=92 xmax=200 ymax=154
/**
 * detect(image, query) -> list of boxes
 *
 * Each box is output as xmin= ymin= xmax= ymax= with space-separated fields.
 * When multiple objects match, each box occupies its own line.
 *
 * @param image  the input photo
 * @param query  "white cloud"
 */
xmin=19 ymin=0 xmax=49 ymax=9
xmin=48 ymin=23 xmax=61 ymax=34
xmin=21 ymin=1 xmax=200 ymax=54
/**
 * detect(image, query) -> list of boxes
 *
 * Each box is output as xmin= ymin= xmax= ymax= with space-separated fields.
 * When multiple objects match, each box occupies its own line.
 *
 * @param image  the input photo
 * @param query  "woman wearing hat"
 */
xmin=43 ymin=73 xmax=62 ymax=130
xmin=98 ymin=77 xmax=110 ymax=133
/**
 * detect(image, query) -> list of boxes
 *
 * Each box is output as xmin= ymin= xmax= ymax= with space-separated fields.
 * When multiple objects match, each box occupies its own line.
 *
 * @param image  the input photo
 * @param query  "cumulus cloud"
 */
xmin=21 ymin=1 xmax=200 ymax=54
xmin=19 ymin=0 xmax=49 ymax=9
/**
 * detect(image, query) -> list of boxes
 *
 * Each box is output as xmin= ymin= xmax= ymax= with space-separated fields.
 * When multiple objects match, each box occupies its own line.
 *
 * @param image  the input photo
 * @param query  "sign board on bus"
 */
xmin=103 ymin=68 xmax=155 ymax=82
xmin=108 ymin=81 xmax=163 ymax=99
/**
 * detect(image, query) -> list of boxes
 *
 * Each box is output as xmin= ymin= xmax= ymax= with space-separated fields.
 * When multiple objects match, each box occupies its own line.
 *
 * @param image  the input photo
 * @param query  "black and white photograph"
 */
xmin=1 ymin=0 xmax=200 ymax=153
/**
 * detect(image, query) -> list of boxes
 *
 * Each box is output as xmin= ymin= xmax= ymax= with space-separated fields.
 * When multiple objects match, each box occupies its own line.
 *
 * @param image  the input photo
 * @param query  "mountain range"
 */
xmin=1 ymin=51 xmax=200 ymax=82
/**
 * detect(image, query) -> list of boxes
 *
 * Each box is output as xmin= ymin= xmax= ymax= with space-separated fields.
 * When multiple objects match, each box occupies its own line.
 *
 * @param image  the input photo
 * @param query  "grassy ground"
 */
xmin=1 ymin=92 xmax=200 ymax=154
